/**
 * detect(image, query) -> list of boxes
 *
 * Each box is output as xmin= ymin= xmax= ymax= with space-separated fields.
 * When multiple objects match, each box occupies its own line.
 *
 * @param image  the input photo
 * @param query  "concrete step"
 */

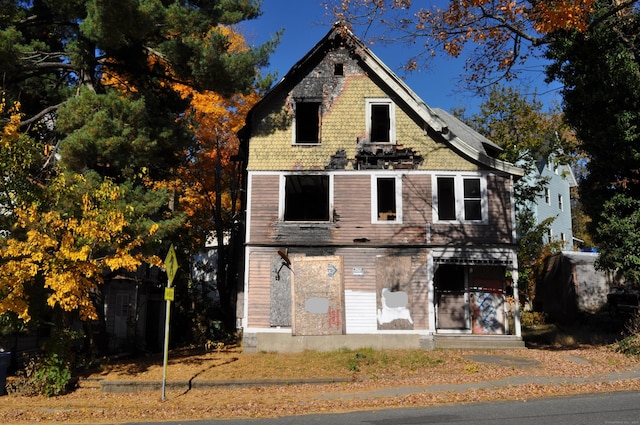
xmin=434 ymin=334 xmax=525 ymax=350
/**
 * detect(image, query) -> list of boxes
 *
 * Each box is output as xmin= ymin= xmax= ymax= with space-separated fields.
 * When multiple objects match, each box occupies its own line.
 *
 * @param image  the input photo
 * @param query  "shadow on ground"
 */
xmin=523 ymin=311 xmax=629 ymax=350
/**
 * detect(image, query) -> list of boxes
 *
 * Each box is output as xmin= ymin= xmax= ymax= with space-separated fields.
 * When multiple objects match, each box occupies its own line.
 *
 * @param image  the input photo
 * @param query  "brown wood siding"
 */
xmin=246 ymin=249 xmax=274 ymax=328
xmin=247 ymin=174 xmax=280 ymax=244
xmin=246 ymin=247 xmax=431 ymax=331
xmin=487 ymin=174 xmax=514 ymax=238
xmin=333 ymin=174 xmax=373 ymax=244
xmin=410 ymin=249 xmax=430 ymax=330
xmin=339 ymin=248 xmax=378 ymax=292
xmin=247 ymin=173 xmax=513 ymax=247
xmin=332 ymin=174 xmax=431 ymax=246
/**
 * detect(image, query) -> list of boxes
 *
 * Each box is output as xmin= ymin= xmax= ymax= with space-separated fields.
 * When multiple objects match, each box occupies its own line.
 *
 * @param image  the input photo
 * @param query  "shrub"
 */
xmin=9 ymin=328 xmax=81 ymax=396
xmin=615 ymin=313 xmax=640 ymax=356
xmin=31 ymin=352 xmax=75 ymax=396
xmin=520 ymin=311 xmax=547 ymax=327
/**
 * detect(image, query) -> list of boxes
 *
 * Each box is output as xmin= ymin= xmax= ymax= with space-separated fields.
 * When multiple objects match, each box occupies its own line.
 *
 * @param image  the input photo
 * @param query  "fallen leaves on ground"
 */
xmin=2 ymin=345 xmax=640 ymax=424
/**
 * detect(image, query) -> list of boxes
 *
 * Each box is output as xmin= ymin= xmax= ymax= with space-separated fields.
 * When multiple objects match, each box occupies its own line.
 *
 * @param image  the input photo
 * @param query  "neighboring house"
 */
xmin=236 ymin=24 xmax=525 ymax=352
xmin=533 ymin=158 xmax=577 ymax=250
xmin=101 ymin=265 xmax=165 ymax=354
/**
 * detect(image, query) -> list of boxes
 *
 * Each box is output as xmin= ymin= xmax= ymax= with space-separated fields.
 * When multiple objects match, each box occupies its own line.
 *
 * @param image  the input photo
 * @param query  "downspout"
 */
xmin=509 ymin=175 xmax=522 ymax=337
xmin=427 ymin=252 xmax=436 ymax=332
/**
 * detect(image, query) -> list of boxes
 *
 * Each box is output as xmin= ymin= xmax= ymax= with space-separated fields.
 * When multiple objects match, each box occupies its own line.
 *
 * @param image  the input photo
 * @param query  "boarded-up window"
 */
xmin=284 ymin=175 xmax=330 ymax=221
xmin=291 ymin=256 xmax=344 ymax=336
xmin=270 ymin=255 xmax=291 ymax=327
xmin=376 ymin=256 xmax=413 ymax=330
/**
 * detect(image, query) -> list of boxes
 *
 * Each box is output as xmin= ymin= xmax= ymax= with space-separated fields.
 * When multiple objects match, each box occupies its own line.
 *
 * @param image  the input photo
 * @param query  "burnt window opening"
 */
xmin=377 ymin=177 xmax=397 ymax=221
xmin=370 ymin=104 xmax=391 ymax=143
xmin=295 ymin=101 xmax=321 ymax=143
xmin=436 ymin=176 xmax=485 ymax=222
xmin=334 ymin=63 xmax=344 ymax=76
xmin=463 ymin=178 xmax=482 ymax=221
xmin=436 ymin=177 xmax=456 ymax=221
xmin=284 ymin=175 xmax=330 ymax=221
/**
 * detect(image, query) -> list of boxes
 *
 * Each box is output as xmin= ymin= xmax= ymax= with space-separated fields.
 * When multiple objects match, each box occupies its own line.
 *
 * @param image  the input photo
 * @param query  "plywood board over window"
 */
xmin=270 ymin=255 xmax=292 ymax=327
xmin=291 ymin=256 xmax=344 ymax=336
xmin=376 ymin=256 xmax=414 ymax=330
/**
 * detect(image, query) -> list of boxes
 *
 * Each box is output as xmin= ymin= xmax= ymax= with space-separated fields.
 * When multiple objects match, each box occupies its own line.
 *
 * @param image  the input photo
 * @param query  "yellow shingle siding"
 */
xmin=247 ymin=66 xmax=478 ymax=172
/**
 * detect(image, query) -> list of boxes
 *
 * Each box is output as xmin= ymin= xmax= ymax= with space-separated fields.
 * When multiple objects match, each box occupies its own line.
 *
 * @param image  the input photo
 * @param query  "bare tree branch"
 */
xmin=20 ymin=103 xmax=63 ymax=128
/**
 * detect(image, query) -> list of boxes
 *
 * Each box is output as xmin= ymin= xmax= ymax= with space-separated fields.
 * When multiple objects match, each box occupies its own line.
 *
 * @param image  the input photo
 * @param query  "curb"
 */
xmin=100 ymin=377 xmax=353 ymax=393
xmin=98 ymin=367 xmax=640 ymax=395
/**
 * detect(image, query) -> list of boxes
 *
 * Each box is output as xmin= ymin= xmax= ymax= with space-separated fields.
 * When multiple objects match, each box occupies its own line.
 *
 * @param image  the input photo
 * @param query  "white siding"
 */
xmin=344 ymin=290 xmax=377 ymax=333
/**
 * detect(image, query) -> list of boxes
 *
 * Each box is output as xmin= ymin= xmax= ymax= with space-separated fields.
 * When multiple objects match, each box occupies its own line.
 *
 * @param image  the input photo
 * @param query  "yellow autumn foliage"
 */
xmin=1 ymin=95 xmax=22 ymax=148
xmin=0 ymin=177 xmax=161 ymax=322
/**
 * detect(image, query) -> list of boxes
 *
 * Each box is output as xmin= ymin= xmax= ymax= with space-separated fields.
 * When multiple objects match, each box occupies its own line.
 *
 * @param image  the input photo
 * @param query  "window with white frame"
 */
xmin=544 ymin=188 xmax=551 ymax=205
xmin=282 ymin=174 xmax=331 ymax=222
xmin=293 ymin=100 xmax=321 ymax=144
xmin=558 ymin=194 xmax=564 ymax=211
xmin=366 ymin=98 xmax=395 ymax=143
xmin=371 ymin=175 xmax=402 ymax=223
xmin=434 ymin=175 xmax=487 ymax=223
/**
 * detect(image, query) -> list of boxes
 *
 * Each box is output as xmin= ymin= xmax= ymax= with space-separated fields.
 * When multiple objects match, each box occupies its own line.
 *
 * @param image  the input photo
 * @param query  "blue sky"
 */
xmin=239 ymin=1 xmax=562 ymax=115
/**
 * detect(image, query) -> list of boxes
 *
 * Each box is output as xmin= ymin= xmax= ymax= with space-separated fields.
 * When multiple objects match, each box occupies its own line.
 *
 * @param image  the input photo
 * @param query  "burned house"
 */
xmin=236 ymin=24 xmax=525 ymax=352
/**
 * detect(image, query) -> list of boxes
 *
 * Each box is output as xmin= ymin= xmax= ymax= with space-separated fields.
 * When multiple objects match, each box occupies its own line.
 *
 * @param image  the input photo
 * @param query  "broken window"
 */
xmin=294 ymin=101 xmax=321 ymax=144
xmin=376 ymin=177 xmax=397 ymax=221
xmin=463 ymin=178 xmax=482 ymax=221
xmin=435 ymin=175 xmax=486 ymax=222
xmin=436 ymin=177 xmax=456 ymax=221
xmin=366 ymin=99 xmax=395 ymax=143
xmin=334 ymin=63 xmax=344 ymax=76
xmin=284 ymin=175 xmax=330 ymax=221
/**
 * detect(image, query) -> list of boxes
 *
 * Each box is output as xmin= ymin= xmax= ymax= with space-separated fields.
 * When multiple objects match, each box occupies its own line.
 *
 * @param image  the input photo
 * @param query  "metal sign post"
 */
xmin=162 ymin=244 xmax=178 ymax=401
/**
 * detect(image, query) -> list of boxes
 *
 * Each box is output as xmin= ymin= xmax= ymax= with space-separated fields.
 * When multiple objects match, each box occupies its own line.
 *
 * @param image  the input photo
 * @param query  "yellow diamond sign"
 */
xmin=165 ymin=244 xmax=178 ymax=285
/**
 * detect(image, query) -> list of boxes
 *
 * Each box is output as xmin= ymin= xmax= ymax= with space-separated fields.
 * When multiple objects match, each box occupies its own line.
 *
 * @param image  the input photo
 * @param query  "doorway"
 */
xmin=434 ymin=264 xmax=470 ymax=331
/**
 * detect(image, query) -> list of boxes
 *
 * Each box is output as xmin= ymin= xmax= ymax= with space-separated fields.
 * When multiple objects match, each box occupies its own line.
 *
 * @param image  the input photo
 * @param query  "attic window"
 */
xmin=294 ymin=101 xmax=321 ymax=144
xmin=334 ymin=63 xmax=344 ymax=76
xmin=366 ymin=99 xmax=395 ymax=143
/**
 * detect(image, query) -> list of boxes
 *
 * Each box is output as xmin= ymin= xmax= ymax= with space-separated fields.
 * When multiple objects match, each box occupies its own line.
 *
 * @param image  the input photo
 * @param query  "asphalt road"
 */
xmin=124 ymin=391 xmax=640 ymax=425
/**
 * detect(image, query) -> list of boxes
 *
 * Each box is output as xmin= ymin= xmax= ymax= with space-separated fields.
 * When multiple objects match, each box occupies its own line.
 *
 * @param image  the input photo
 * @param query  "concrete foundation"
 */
xmin=243 ymin=332 xmax=436 ymax=353
xmin=243 ymin=331 xmax=525 ymax=352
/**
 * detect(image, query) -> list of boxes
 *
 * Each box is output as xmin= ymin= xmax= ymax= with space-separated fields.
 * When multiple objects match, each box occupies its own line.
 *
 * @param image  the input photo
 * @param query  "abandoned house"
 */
xmin=236 ymin=24 xmax=525 ymax=352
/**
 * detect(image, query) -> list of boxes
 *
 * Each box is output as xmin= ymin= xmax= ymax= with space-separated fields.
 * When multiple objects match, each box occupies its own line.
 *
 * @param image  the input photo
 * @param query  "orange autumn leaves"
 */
xmin=170 ymin=26 xmax=260 ymax=243
xmin=432 ymin=0 xmax=595 ymax=67
xmin=0 ymin=25 xmax=258 ymax=322
xmin=102 ymin=25 xmax=259 ymax=239
xmin=338 ymin=0 xmax=599 ymax=83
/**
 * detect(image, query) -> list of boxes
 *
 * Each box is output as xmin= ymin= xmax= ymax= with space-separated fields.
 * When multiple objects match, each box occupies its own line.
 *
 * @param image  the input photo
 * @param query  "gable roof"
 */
xmin=245 ymin=23 xmax=524 ymax=177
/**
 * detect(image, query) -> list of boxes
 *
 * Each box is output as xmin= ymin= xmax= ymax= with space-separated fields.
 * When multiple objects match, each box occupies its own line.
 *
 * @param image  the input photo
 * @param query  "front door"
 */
xmin=434 ymin=264 xmax=470 ymax=331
